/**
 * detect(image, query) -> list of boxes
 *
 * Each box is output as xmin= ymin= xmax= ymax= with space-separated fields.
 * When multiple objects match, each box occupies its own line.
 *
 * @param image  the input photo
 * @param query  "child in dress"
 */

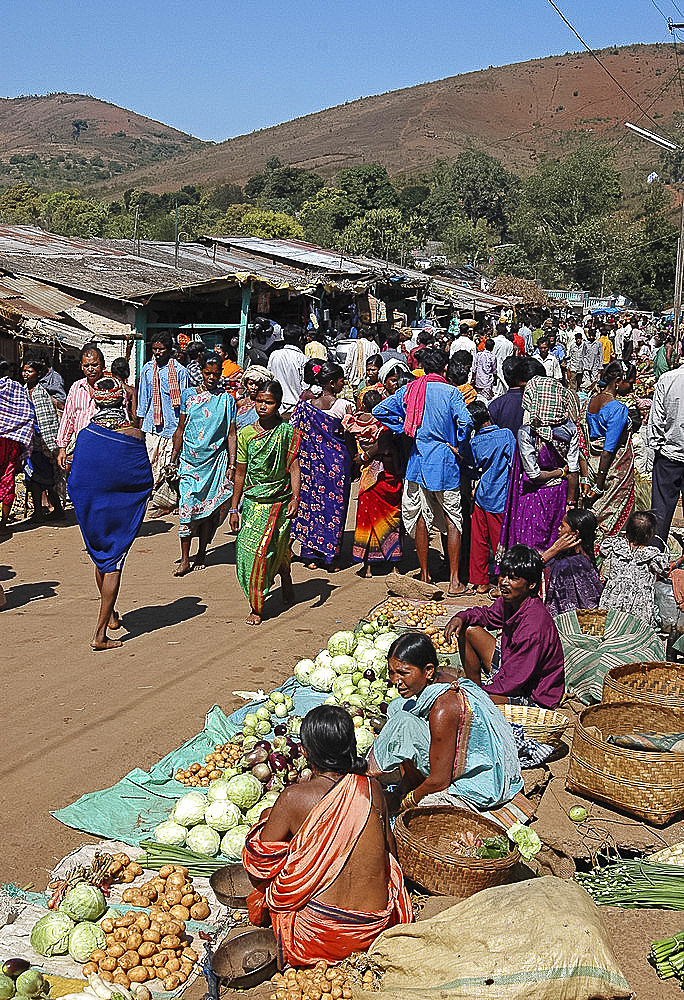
xmin=599 ymin=510 xmax=670 ymax=627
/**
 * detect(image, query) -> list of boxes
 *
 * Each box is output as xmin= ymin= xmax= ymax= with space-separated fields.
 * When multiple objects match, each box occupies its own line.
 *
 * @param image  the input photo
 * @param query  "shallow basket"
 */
xmin=394 ymin=806 xmax=519 ymax=897
xmin=567 ymin=701 xmax=684 ymax=825
xmin=576 ymin=608 xmax=608 ymax=637
xmin=602 ymin=661 xmax=684 ymax=709
xmin=499 ymin=704 xmax=569 ymax=745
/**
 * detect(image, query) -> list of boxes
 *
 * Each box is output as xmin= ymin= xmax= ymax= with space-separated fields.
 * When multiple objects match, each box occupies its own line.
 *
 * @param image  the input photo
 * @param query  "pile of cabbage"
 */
xmin=240 ymin=690 xmax=295 ymax=738
xmin=153 ymin=774 xmax=280 ymax=861
xmin=293 ymin=625 xmax=401 ymax=754
xmin=31 ymin=884 xmax=109 ymax=962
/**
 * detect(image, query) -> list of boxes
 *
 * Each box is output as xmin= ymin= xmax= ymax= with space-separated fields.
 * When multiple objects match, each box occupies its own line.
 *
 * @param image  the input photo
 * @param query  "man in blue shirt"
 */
xmin=136 ymin=330 xmax=189 ymax=516
xmin=464 ymin=400 xmax=515 ymax=594
xmin=373 ymin=347 xmax=473 ymax=595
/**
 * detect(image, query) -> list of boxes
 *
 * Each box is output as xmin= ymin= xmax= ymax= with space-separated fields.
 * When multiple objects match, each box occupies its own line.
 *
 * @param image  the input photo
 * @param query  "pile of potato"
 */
xmin=404 ymin=601 xmax=446 ymax=629
xmin=174 ymin=741 xmax=243 ymax=786
xmin=268 ymin=962 xmax=356 ymax=999
xmin=107 ymin=853 xmax=143 ymax=884
xmin=423 ymin=625 xmax=459 ymax=654
xmin=119 ymin=865 xmax=210 ymax=922
xmin=83 ymin=908 xmax=198 ymax=992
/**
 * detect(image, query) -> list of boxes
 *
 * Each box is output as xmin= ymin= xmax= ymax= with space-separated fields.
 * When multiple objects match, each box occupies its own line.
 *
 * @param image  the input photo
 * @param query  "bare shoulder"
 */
xmin=430 ymin=688 xmax=463 ymax=724
xmin=369 ymin=776 xmax=388 ymax=815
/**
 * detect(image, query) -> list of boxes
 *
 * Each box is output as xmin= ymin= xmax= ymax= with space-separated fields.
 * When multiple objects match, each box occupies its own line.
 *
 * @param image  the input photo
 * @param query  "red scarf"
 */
xmin=403 ymin=373 xmax=446 ymax=436
xmin=152 ymin=358 xmax=181 ymax=427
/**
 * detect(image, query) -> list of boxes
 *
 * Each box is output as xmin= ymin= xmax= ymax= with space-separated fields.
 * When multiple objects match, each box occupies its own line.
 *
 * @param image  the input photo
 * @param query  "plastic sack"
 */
xmin=367 ymin=876 xmax=630 ymax=1000
xmin=655 ymin=578 xmax=679 ymax=627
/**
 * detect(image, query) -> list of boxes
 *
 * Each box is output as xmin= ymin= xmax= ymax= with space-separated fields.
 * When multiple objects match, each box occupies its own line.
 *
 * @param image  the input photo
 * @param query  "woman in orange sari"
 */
xmin=243 ymin=706 xmax=412 ymax=966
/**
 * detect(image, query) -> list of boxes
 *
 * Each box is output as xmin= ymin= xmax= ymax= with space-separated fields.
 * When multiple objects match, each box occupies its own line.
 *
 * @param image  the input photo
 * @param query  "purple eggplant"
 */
xmin=251 ymin=762 xmax=272 ymax=782
xmin=268 ymin=751 xmax=288 ymax=773
xmin=273 ymin=724 xmax=288 ymax=737
xmin=243 ymin=747 xmax=269 ymax=767
xmin=379 ymin=701 xmax=389 ymax=714
xmin=363 ymin=669 xmax=376 ymax=681
xmin=284 ymin=736 xmax=300 ymax=754
xmin=266 ymin=774 xmax=285 ymax=792
xmin=253 ymin=739 xmax=272 ymax=753
xmin=3 ymin=960 xmax=30 ymax=979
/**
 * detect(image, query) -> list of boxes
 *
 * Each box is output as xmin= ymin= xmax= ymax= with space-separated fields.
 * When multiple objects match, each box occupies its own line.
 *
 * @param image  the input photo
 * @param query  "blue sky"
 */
xmin=3 ymin=0 xmax=681 ymax=141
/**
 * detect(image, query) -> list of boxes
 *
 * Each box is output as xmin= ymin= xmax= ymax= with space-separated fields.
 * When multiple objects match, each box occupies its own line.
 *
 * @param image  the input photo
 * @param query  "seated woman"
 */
xmin=541 ymin=508 xmax=603 ymax=618
xmin=444 ymin=544 xmax=565 ymax=708
xmin=367 ymin=633 xmax=522 ymax=812
xmin=243 ymin=706 xmax=412 ymax=966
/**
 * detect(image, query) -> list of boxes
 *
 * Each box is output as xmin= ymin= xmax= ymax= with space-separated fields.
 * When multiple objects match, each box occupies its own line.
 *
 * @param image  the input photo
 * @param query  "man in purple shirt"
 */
xmin=444 ymin=544 xmax=565 ymax=708
xmin=489 ymin=356 xmax=545 ymax=436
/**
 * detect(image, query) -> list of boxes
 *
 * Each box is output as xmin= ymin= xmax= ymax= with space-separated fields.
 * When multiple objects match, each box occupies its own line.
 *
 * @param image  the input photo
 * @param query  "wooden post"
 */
xmin=674 ymin=195 xmax=684 ymax=353
xmin=134 ymin=308 xmax=147 ymax=380
xmin=238 ymin=283 xmax=252 ymax=368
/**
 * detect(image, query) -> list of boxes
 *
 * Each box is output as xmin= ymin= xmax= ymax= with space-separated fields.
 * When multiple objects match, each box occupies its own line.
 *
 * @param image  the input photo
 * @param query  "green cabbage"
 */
xmin=327 ymin=630 xmax=356 ymax=655
xmin=373 ymin=631 xmax=400 ymax=653
xmin=294 ymin=658 xmax=315 ymax=684
xmin=170 ymin=790 xmax=207 ymax=826
xmin=59 ymin=884 xmax=106 ymax=922
xmin=245 ymin=800 xmax=271 ymax=825
xmin=30 ymin=912 xmax=75 ymax=956
xmin=68 ymin=921 xmax=106 ymax=963
xmin=204 ymin=799 xmax=242 ymax=831
xmin=507 ymin=822 xmax=542 ymax=861
xmin=309 ymin=665 xmax=336 ymax=692
xmin=0 ymin=974 xmax=14 ymax=1000
xmin=225 ymin=773 xmax=262 ymax=809
xmin=354 ymin=727 xmax=376 ymax=755
xmin=331 ymin=654 xmax=356 ymax=675
xmin=153 ymin=819 xmax=187 ymax=846
xmin=221 ymin=824 xmax=251 ymax=860
xmin=314 ymin=649 xmax=333 ymax=670
xmin=185 ymin=824 xmax=220 ymax=856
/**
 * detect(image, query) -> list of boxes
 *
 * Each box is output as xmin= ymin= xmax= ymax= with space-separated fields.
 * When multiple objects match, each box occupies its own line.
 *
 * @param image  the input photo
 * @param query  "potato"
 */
xmin=134 ymin=913 xmax=151 ymax=931
xmin=122 ymin=870 xmax=136 ymax=883
xmin=165 ymin=873 xmax=185 ymax=889
xmin=182 ymin=947 xmax=198 ymax=963
xmin=159 ymin=865 xmax=175 ymax=879
xmin=114 ymin=929 xmax=128 ymax=942
xmin=176 ymin=971 xmax=188 ymax=984
xmin=180 ymin=960 xmax=194 ymax=976
xmin=131 ymin=894 xmax=149 ymax=908
xmin=149 ymin=920 xmax=162 ymax=933
xmin=165 ymin=959 xmax=180 ymax=974
xmin=119 ymin=950 xmax=141 ymax=970
xmin=99 ymin=957 xmax=117 ymax=973
xmin=101 ymin=918 xmax=115 ymax=934
xmin=122 ymin=889 xmax=137 ymax=903
xmin=172 ymin=866 xmax=189 ymax=876
xmin=83 ymin=962 xmax=99 ymax=977
xmin=115 ymin=914 xmax=136 ymax=928
xmin=138 ymin=941 xmax=157 ymax=959
xmin=112 ymin=971 xmax=131 ymax=989
xmin=169 ymin=905 xmax=189 ymax=921
xmin=141 ymin=957 xmax=155 ymax=967
xmin=99 ymin=971 xmax=114 ymax=983
xmin=125 ymin=933 xmax=143 ymax=953
xmin=91 ymin=949 xmax=107 ymax=963
xmin=142 ymin=929 xmax=161 ymax=944
xmin=160 ymin=935 xmax=181 ymax=951
xmin=163 ymin=888 xmax=182 ymax=907
xmin=162 ymin=975 xmax=180 ymax=992
xmin=163 ymin=920 xmax=182 ymax=937
xmin=180 ymin=893 xmax=195 ymax=909
xmin=114 ymin=852 xmax=131 ymax=864
xmin=106 ymin=944 xmax=126 ymax=959
xmin=128 ymin=966 xmax=149 ymax=983
xmin=190 ymin=901 xmax=210 ymax=921
xmin=152 ymin=954 xmax=167 ymax=968
xmin=141 ymin=885 xmax=157 ymax=901
xmin=128 ymin=862 xmax=143 ymax=877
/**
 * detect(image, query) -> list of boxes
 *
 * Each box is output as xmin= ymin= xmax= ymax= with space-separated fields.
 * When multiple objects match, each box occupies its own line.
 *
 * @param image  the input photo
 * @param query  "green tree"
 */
xmin=233 ymin=208 xmax=304 ymax=239
xmin=0 ymin=183 xmax=42 ymax=224
xmin=205 ymin=182 xmax=244 ymax=212
xmin=441 ymin=216 xmax=493 ymax=266
xmin=338 ymin=208 xmax=413 ymax=262
xmin=244 ymin=160 xmax=323 ymax=213
xmin=336 ymin=163 xmax=398 ymax=214
xmin=39 ymin=190 xmax=108 ymax=236
xmin=299 ymin=187 xmax=358 ymax=245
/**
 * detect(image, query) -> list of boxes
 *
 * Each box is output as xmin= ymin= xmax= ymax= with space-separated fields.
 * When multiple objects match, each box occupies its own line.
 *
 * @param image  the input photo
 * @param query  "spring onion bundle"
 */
xmin=135 ymin=839 xmax=228 ymax=877
xmin=650 ymin=931 xmax=684 ymax=980
xmin=575 ymin=860 xmax=684 ymax=909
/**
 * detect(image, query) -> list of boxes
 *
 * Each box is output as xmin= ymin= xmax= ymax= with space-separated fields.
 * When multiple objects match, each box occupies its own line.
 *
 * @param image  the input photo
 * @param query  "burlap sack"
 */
xmin=366 ymin=876 xmax=630 ymax=1000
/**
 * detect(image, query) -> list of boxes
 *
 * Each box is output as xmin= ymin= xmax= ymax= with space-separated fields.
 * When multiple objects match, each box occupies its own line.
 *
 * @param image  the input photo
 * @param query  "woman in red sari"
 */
xmin=243 ymin=706 xmax=412 ymax=966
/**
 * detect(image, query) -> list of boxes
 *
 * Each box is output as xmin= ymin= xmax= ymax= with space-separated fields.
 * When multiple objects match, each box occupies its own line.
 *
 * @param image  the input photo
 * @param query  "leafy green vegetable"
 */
xmin=170 ymin=790 xmax=207 ymax=826
xmin=204 ymin=799 xmax=241 ymax=831
xmin=225 ymin=773 xmax=262 ymax=809
xmin=185 ymin=824 xmax=220 ymax=856
xmin=221 ymin=825 xmax=251 ymax=860
xmin=68 ymin=922 xmax=106 ymax=963
xmin=327 ymin=631 xmax=356 ymax=656
xmin=153 ymin=819 xmax=187 ymax=846
xmin=0 ymin=974 xmax=15 ymax=1000
xmin=59 ymin=884 xmax=106 ymax=922
xmin=30 ymin=912 xmax=74 ymax=957
xmin=507 ymin=822 xmax=542 ymax=861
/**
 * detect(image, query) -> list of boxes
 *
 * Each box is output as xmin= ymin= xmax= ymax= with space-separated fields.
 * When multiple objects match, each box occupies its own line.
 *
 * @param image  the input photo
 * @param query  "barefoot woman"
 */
xmin=170 ymin=353 xmax=237 ymax=576
xmin=68 ymin=377 xmax=153 ymax=649
xmin=230 ymin=381 xmax=301 ymax=625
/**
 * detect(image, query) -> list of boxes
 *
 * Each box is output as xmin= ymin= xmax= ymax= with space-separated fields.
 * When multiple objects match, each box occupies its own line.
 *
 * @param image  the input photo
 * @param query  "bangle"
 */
xmin=399 ymin=790 xmax=417 ymax=811
xmin=228 ymin=464 xmax=236 ymax=469
xmin=229 ymin=508 xmax=239 ymax=514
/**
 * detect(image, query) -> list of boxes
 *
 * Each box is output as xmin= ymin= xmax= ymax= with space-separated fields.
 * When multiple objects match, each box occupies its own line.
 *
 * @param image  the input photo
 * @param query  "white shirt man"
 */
xmin=535 ymin=340 xmax=563 ymax=379
xmin=269 ymin=342 xmax=306 ymax=413
xmin=449 ymin=332 xmax=477 ymax=360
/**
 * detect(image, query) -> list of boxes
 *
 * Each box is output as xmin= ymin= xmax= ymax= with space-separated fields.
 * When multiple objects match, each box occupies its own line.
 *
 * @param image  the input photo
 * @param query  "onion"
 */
xmin=254 ymin=740 xmax=272 ymax=752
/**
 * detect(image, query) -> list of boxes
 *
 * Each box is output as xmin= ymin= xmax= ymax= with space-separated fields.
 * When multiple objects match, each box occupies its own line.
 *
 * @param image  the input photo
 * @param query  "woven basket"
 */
xmin=499 ymin=704 xmax=569 ymax=745
xmin=567 ymin=701 xmax=684 ymax=825
xmin=394 ymin=806 xmax=519 ymax=897
xmin=576 ymin=608 xmax=608 ymax=637
xmin=602 ymin=661 xmax=684 ymax=709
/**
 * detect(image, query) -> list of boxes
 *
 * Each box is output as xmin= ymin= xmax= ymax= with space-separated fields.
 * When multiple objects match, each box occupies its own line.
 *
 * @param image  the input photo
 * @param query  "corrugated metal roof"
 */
xmin=0 ymin=275 xmax=83 ymax=318
xmin=209 ymin=236 xmax=372 ymax=276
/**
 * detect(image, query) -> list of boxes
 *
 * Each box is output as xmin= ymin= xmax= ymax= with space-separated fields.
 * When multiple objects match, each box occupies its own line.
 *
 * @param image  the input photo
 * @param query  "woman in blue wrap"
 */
xmin=68 ymin=377 xmax=153 ymax=650
xmin=368 ymin=632 xmax=522 ymax=813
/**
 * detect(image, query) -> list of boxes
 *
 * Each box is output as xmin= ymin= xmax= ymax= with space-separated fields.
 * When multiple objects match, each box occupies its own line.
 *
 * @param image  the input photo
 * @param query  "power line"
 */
xmin=547 ymin=0 xmax=680 ymax=140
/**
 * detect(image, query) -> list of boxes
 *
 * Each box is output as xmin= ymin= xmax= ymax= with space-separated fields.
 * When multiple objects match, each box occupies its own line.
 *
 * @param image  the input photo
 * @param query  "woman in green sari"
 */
xmin=230 ymin=381 xmax=301 ymax=625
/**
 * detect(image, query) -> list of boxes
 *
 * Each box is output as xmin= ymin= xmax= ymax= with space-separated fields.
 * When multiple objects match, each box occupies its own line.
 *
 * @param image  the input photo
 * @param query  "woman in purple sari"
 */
xmin=290 ymin=362 xmax=353 ymax=571
xmin=498 ymin=376 xmax=579 ymax=558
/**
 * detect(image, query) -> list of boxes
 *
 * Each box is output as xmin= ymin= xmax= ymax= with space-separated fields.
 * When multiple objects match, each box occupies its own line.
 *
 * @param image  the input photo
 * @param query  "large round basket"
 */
xmin=576 ymin=609 xmax=607 ymax=637
xmin=499 ymin=704 xmax=569 ymax=745
xmin=602 ymin=661 xmax=684 ymax=709
xmin=567 ymin=701 xmax=684 ymax=825
xmin=394 ymin=806 xmax=519 ymax=897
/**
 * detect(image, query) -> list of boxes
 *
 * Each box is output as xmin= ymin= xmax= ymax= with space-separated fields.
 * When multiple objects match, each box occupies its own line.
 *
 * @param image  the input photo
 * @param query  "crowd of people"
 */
xmin=1 ymin=309 xmax=684 ymax=639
